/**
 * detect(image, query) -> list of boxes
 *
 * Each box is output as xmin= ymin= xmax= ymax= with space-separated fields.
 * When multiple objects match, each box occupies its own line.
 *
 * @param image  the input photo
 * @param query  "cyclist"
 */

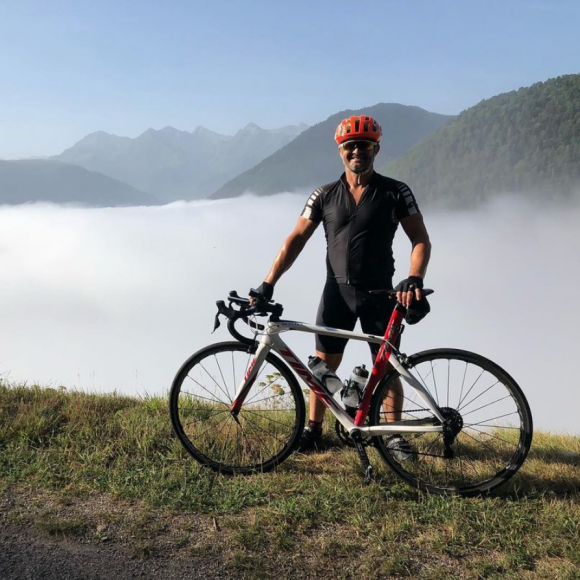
xmin=253 ymin=115 xmax=431 ymax=458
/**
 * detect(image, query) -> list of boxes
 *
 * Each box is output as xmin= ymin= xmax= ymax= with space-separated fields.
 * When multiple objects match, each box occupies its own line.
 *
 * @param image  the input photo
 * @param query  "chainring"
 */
xmin=335 ymin=419 xmax=372 ymax=447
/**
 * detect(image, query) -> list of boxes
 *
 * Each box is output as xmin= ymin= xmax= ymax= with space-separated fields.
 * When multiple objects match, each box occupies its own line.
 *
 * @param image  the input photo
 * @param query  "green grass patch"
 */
xmin=2 ymin=382 xmax=580 ymax=578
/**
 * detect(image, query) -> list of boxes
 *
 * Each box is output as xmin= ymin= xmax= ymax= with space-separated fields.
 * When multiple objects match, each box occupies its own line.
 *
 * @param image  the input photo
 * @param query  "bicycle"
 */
xmin=169 ymin=289 xmax=533 ymax=496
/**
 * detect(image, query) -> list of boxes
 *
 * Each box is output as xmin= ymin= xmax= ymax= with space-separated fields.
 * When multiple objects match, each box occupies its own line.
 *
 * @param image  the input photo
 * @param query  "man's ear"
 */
xmin=374 ymin=143 xmax=381 ymax=156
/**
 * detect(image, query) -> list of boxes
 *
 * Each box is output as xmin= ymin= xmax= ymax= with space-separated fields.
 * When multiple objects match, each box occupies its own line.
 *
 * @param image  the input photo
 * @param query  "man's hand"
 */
xmin=395 ymin=276 xmax=423 ymax=308
xmin=249 ymin=281 xmax=274 ymax=305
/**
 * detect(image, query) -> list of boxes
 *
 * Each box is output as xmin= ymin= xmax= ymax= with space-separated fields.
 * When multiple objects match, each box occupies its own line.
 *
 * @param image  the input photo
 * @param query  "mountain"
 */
xmin=210 ymin=104 xmax=452 ymax=199
xmin=0 ymin=160 xmax=158 ymax=207
xmin=382 ymin=74 xmax=580 ymax=206
xmin=53 ymin=123 xmax=308 ymax=202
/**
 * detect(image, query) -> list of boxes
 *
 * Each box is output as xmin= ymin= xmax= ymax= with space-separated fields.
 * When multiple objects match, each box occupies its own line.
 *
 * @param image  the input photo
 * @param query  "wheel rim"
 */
xmin=373 ymin=351 xmax=532 ymax=494
xmin=173 ymin=345 xmax=302 ymax=472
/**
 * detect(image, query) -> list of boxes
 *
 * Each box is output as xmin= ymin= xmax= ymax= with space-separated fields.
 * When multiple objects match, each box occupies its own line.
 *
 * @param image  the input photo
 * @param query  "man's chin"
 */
xmin=350 ymin=164 xmax=371 ymax=175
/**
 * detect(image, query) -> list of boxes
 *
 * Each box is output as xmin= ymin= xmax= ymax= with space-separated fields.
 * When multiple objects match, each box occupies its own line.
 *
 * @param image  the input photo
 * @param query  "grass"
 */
xmin=1 ymin=382 xmax=579 ymax=578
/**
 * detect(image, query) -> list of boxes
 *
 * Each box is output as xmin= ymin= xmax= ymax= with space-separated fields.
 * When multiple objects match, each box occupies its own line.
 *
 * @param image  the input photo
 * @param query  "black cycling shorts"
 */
xmin=315 ymin=281 xmax=396 ymax=356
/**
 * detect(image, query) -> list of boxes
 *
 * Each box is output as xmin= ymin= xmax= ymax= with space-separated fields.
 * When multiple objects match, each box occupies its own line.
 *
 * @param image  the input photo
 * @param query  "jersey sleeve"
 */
xmin=394 ymin=181 xmax=420 ymax=220
xmin=300 ymin=187 xmax=324 ymax=223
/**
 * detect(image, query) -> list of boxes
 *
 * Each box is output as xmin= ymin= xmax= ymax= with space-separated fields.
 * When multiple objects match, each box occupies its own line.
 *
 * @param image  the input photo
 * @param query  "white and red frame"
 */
xmin=231 ymin=307 xmax=446 ymax=437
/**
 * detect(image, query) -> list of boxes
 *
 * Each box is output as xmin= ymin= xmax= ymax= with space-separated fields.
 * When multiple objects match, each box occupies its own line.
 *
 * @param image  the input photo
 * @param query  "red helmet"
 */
xmin=335 ymin=115 xmax=382 ymax=145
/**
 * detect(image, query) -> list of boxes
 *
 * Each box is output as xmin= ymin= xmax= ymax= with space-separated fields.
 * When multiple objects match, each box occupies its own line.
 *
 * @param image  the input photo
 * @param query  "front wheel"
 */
xmin=370 ymin=349 xmax=533 ymax=496
xmin=170 ymin=341 xmax=305 ymax=474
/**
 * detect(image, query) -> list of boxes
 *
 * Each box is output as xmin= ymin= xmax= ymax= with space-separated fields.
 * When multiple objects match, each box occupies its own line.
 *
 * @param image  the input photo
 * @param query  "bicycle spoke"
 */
xmin=182 ymin=409 xmax=229 ymax=428
xmin=464 ymin=425 xmax=518 ymax=448
xmin=456 ymin=438 xmax=483 ymax=480
xmin=218 ymin=418 xmax=235 ymax=464
xmin=244 ymin=393 xmax=292 ymax=407
xmin=242 ymin=407 xmax=295 ymax=429
xmin=464 ymin=422 xmax=521 ymax=430
xmin=187 ymin=414 xmax=232 ymax=443
xmin=459 ymin=380 xmax=500 ymax=412
xmin=461 ymin=429 xmax=507 ymax=463
xmin=214 ymin=354 xmax=232 ymax=404
xmin=457 ymin=362 xmax=468 ymax=411
xmin=463 ymin=395 xmax=516 ymax=417
xmin=415 ymin=365 xmax=438 ymax=405
xmin=430 ymin=361 xmax=439 ymax=406
xmin=240 ymin=413 xmax=289 ymax=447
xmin=182 ymin=382 xmax=229 ymax=407
xmin=457 ymin=367 xmax=485 ymax=408
xmin=199 ymin=362 xmax=232 ymax=403
xmin=245 ymin=370 xmax=282 ymax=405
xmin=456 ymin=437 xmax=467 ymax=486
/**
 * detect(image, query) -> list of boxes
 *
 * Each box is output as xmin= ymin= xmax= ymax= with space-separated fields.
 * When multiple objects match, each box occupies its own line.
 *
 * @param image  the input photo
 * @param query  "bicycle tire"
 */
xmin=370 ymin=348 xmax=533 ymax=496
xmin=170 ymin=341 xmax=305 ymax=474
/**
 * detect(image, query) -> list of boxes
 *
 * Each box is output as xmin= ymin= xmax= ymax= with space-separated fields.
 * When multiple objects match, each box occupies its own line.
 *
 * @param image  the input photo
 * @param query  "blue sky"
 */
xmin=1 ymin=0 xmax=579 ymax=158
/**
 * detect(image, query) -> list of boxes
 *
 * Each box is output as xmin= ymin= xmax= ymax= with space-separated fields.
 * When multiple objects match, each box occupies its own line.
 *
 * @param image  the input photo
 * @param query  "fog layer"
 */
xmin=0 ymin=194 xmax=578 ymax=433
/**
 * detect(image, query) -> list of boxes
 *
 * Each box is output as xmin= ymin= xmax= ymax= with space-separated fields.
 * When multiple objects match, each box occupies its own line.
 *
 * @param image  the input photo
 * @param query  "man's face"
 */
xmin=338 ymin=140 xmax=379 ymax=174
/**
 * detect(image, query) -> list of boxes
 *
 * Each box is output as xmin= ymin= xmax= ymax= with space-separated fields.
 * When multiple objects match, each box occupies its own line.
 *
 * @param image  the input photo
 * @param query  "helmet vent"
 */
xmin=334 ymin=115 xmax=382 ymax=144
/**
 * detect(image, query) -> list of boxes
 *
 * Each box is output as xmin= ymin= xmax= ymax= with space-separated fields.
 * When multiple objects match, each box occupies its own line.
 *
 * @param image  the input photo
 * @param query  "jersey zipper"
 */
xmin=345 ymin=184 xmax=369 ymax=285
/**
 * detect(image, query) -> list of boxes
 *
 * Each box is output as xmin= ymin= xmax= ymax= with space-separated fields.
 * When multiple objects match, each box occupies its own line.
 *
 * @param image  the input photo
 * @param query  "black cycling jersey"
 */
xmin=301 ymin=172 xmax=420 ymax=288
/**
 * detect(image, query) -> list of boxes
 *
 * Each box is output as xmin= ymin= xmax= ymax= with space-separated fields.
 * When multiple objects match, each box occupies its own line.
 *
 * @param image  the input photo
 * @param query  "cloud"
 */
xmin=0 ymin=193 xmax=578 ymax=434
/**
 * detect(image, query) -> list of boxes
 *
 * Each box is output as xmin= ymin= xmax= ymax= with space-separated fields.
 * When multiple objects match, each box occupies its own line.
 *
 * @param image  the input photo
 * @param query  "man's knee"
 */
xmin=316 ymin=350 xmax=343 ymax=372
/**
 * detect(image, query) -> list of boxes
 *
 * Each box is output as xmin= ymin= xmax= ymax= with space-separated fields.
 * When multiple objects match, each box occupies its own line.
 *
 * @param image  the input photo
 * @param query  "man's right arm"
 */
xmin=263 ymin=217 xmax=318 ymax=286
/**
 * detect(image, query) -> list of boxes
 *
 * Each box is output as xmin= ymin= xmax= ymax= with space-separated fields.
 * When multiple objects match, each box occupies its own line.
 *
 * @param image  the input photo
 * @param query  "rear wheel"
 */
xmin=170 ymin=341 xmax=305 ymax=474
xmin=370 ymin=349 xmax=533 ymax=496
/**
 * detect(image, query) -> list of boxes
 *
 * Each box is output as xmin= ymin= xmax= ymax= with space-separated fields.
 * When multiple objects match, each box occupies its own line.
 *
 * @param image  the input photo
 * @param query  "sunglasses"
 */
xmin=339 ymin=140 xmax=376 ymax=152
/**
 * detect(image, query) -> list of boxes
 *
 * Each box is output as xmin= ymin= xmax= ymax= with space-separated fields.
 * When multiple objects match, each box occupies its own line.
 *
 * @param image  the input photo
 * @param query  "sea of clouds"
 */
xmin=0 ymin=192 xmax=578 ymax=433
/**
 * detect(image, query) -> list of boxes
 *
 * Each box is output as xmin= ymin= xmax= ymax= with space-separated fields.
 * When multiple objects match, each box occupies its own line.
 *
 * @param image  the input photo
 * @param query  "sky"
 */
xmin=0 ymin=194 xmax=579 ymax=435
xmin=1 ymin=0 xmax=579 ymax=158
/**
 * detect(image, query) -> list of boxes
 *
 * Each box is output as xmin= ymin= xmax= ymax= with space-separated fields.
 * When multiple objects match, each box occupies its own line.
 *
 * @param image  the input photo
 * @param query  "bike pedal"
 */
xmin=364 ymin=465 xmax=373 ymax=485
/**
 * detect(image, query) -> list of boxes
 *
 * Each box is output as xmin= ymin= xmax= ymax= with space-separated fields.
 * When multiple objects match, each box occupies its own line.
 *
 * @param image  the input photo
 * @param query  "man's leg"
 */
xmin=360 ymin=291 xmax=404 ymax=422
xmin=382 ymin=374 xmax=404 ymax=422
xmin=311 ymin=282 xmax=355 ymax=425
xmin=299 ymin=283 xmax=354 ymax=450
xmin=371 ymin=352 xmax=404 ymax=422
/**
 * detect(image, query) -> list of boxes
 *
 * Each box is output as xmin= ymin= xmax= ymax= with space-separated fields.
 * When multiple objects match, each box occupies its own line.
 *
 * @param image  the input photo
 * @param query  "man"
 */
xmin=253 ymin=115 xmax=431 ymax=454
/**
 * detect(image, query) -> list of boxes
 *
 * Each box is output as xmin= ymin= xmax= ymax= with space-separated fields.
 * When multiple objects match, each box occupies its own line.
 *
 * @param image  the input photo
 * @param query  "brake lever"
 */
xmin=213 ymin=300 xmax=248 ymax=333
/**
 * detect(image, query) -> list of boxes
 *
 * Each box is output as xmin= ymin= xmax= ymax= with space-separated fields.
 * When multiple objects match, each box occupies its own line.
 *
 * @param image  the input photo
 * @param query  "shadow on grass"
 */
xmin=287 ymin=437 xmax=580 ymax=500
xmin=528 ymin=446 xmax=580 ymax=466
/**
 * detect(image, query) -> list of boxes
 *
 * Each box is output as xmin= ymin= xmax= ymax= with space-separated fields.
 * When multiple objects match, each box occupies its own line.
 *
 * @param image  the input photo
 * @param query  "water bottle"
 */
xmin=341 ymin=364 xmax=369 ymax=415
xmin=307 ymin=356 xmax=343 ymax=394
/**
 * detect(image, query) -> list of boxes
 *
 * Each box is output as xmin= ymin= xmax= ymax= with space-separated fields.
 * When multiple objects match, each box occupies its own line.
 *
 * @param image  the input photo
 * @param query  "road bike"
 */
xmin=169 ymin=290 xmax=533 ymax=496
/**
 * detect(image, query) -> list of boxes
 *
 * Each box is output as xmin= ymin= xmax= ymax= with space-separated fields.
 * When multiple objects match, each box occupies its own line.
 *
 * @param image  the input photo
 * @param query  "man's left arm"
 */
xmin=398 ymin=213 xmax=432 ymax=307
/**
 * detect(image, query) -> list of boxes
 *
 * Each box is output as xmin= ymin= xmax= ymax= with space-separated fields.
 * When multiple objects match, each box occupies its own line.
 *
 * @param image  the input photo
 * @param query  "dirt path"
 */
xmin=0 ymin=520 xmax=232 ymax=580
xmin=0 ymin=488 xmax=234 ymax=580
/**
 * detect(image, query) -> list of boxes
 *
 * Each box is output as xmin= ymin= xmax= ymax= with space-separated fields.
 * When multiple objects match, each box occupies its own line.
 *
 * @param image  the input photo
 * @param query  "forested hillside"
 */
xmin=212 ymin=104 xmax=451 ymax=199
xmin=383 ymin=74 xmax=580 ymax=206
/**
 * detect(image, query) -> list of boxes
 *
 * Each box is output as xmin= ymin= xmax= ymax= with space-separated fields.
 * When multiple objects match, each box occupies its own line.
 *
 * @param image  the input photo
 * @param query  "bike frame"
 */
xmin=230 ymin=305 xmax=446 ymax=437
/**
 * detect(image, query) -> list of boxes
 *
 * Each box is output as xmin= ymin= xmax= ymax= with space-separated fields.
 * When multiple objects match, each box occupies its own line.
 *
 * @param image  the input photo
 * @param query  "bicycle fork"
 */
xmin=229 ymin=338 xmax=271 ymax=417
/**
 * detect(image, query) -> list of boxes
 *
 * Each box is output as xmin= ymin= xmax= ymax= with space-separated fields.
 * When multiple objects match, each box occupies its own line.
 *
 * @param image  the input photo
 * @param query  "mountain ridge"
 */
xmin=54 ymin=123 xmax=309 ymax=202
xmin=0 ymin=159 xmax=158 ymax=207
xmin=211 ymin=103 xmax=452 ymax=199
